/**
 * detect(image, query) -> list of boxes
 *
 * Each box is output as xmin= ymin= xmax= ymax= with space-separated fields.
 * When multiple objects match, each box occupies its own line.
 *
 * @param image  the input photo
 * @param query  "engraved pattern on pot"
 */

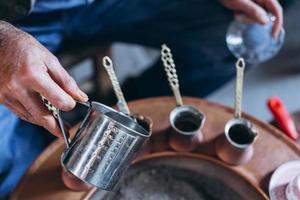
xmin=82 ymin=122 xmax=120 ymax=177
xmin=81 ymin=122 xmax=137 ymax=178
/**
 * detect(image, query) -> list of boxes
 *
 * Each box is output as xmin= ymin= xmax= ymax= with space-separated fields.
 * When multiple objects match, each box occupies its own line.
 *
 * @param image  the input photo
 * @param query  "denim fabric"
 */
xmin=33 ymin=0 xmax=95 ymax=13
xmin=17 ymin=0 xmax=236 ymax=96
xmin=1 ymin=0 xmax=237 ymax=197
xmin=0 ymin=105 xmax=53 ymax=196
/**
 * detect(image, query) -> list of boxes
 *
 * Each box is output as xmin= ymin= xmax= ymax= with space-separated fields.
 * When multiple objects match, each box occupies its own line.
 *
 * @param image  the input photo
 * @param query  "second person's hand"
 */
xmin=219 ymin=0 xmax=283 ymax=37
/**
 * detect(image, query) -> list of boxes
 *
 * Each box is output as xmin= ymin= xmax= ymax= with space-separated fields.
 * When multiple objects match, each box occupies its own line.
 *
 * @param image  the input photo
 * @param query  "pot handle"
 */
xmin=41 ymin=96 xmax=91 ymax=148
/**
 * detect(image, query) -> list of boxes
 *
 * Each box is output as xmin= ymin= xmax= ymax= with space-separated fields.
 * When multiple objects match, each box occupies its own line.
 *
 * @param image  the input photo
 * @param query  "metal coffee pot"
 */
xmin=215 ymin=118 xmax=257 ymax=165
xmin=160 ymin=44 xmax=206 ymax=152
xmin=215 ymin=58 xmax=258 ymax=165
xmin=56 ymin=101 xmax=151 ymax=190
xmin=169 ymin=105 xmax=205 ymax=152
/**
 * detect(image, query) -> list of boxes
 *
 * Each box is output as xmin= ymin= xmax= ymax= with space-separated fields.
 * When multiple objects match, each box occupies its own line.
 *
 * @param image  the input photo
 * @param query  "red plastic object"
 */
xmin=267 ymin=96 xmax=299 ymax=140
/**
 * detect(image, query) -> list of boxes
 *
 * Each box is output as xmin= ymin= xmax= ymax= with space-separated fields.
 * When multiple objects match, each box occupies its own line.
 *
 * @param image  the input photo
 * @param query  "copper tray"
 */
xmin=10 ymin=97 xmax=300 ymax=200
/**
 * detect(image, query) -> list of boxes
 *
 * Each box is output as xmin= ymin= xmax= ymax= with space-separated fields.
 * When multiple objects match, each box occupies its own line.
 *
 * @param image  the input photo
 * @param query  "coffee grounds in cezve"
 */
xmin=228 ymin=124 xmax=255 ymax=145
xmin=175 ymin=118 xmax=199 ymax=132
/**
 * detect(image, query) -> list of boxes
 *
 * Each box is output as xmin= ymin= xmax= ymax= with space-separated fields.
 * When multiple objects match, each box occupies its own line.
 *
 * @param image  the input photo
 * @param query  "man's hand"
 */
xmin=219 ymin=0 xmax=283 ymax=37
xmin=0 ymin=21 xmax=88 ymax=137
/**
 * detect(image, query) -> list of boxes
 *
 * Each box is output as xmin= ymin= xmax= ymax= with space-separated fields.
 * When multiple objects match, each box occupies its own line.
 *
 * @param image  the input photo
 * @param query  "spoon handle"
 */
xmin=234 ymin=58 xmax=245 ymax=119
xmin=161 ymin=44 xmax=183 ymax=106
xmin=102 ymin=56 xmax=130 ymax=115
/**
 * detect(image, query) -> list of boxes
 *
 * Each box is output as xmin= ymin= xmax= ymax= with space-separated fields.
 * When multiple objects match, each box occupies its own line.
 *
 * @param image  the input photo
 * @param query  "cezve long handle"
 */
xmin=102 ymin=56 xmax=131 ymax=115
xmin=234 ymin=58 xmax=245 ymax=119
xmin=161 ymin=44 xmax=183 ymax=106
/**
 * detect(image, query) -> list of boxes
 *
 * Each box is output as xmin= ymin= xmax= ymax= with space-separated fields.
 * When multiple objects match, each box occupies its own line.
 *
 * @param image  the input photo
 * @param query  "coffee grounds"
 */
xmin=103 ymin=165 xmax=243 ymax=200
xmin=228 ymin=124 xmax=255 ymax=145
xmin=175 ymin=119 xmax=199 ymax=132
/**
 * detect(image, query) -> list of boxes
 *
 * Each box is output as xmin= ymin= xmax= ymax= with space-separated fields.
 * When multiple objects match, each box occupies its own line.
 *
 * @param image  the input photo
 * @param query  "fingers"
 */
xmin=15 ymin=90 xmax=63 ymax=137
xmin=220 ymin=0 xmax=269 ymax=24
xmin=26 ymin=92 xmax=62 ymax=137
xmin=222 ymin=0 xmax=283 ymax=37
xmin=28 ymin=72 xmax=76 ymax=111
xmin=235 ymin=0 xmax=269 ymax=24
xmin=1 ymin=93 xmax=62 ymax=137
xmin=2 ymin=96 xmax=30 ymax=121
xmin=234 ymin=13 xmax=257 ymax=23
xmin=262 ymin=0 xmax=283 ymax=37
xmin=45 ymin=56 xmax=88 ymax=102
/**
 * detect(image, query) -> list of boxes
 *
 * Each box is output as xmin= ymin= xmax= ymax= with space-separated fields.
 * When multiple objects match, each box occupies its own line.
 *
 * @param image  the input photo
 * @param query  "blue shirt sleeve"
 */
xmin=33 ymin=0 xmax=95 ymax=13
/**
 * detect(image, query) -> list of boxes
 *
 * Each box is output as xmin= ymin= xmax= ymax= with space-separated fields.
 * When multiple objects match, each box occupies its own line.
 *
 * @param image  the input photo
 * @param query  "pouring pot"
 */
xmin=58 ymin=101 xmax=151 ymax=190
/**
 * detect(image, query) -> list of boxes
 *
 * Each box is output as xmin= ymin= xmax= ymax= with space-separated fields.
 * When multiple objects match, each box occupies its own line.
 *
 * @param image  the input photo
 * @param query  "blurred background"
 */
xmin=65 ymin=0 xmax=300 ymax=122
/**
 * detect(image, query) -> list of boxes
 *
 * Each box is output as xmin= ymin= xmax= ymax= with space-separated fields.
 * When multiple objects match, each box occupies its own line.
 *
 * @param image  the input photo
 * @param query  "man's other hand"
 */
xmin=0 ymin=21 xmax=88 ymax=137
xmin=219 ymin=0 xmax=283 ymax=37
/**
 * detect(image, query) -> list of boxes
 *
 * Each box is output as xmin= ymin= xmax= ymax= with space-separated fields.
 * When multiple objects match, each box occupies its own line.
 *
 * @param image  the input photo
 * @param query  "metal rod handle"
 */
xmin=102 ymin=56 xmax=131 ymax=115
xmin=161 ymin=44 xmax=183 ymax=106
xmin=234 ymin=58 xmax=245 ymax=119
xmin=41 ymin=95 xmax=91 ymax=148
xmin=57 ymin=112 xmax=71 ymax=148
